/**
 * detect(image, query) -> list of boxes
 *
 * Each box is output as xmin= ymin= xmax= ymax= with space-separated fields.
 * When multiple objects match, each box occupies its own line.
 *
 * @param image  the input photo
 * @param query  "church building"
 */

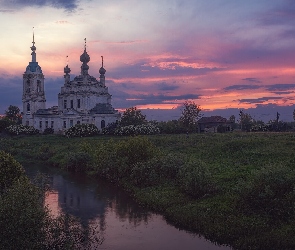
xmin=22 ymin=34 xmax=120 ymax=133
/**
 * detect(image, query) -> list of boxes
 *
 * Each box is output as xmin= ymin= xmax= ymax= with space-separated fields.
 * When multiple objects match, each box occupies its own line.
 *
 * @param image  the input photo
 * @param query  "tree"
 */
xmin=239 ymin=110 xmax=253 ymax=131
xmin=120 ymin=107 xmax=147 ymax=126
xmin=179 ymin=101 xmax=201 ymax=132
xmin=5 ymin=105 xmax=21 ymax=124
xmin=229 ymin=115 xmax=235 ymax=123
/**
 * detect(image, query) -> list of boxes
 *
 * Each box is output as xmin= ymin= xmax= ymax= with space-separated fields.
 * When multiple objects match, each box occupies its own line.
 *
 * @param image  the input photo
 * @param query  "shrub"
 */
xmin=0 ymin=118 xmax=15 ymax=133
xmin=101 ymin=122 xmax=119 ymax=135
xmin=43 ymin=127 xmax=54 ymax=135
xmin=65 ymin=124 xmax=99 ymax=138
xmin=114 ymin=123 xmax=160 ymax=136
xmin=130 ymin=154 xmax=184 ymax=187
xmin=178 ymin=159 xmax=217 ymax=198
xmin=116 ymin=136 xmax=157 ymax=166
xmin=5 ymin=124 xmax=39 ymax=135
xmin=66 ymin=152 xmax=92 ymax=172
xmin=0 ymin=150 xmax=25 ymax=191
xmin=238 ymin=165 xmax=295 ymax=221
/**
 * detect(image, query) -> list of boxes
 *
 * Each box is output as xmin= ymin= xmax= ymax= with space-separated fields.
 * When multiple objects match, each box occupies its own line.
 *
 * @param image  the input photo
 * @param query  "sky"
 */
xmin=0 ymin=0 xmax=295 ymax=121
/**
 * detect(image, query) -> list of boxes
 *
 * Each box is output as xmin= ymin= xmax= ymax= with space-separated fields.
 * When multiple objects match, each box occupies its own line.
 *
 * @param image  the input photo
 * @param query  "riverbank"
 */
xmin=1 ymin=132 xmax=295 ymax=249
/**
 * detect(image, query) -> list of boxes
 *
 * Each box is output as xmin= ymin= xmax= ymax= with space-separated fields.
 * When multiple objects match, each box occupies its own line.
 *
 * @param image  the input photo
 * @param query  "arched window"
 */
xmin=27 ymin=103 xmax=30 ymax=111
xmin=101 ymin=120 xmax=105 ymax=129
xmin=26 ymin=80 xmax=30 ymax=93
xmin=37 ymin=80 xmax=41 ymax=92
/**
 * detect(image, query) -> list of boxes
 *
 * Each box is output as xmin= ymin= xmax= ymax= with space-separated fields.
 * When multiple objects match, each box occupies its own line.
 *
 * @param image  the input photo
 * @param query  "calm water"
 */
xmin=25 ymin=166 xmax=231 ymax=250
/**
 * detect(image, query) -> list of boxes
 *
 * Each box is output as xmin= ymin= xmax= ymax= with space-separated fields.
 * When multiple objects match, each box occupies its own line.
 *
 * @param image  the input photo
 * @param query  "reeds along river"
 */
xmin=25 ymin=165 xmax=231 ymax=250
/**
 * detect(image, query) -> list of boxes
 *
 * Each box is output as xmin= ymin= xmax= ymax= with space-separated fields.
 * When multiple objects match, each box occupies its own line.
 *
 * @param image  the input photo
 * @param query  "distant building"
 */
xmin=22 ymin=34 xmax=120 ymax=133
xmin=198 ymin=116 xmax=232 ymax=133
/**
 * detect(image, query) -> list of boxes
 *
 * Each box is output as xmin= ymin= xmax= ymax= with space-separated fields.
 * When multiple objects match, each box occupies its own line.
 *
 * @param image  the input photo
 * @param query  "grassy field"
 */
xmin=1 ymin=132 xmax=295 ymax=250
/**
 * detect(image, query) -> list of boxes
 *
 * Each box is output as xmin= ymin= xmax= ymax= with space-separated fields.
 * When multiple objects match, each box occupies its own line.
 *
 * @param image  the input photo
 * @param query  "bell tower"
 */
xmin=22 ymin=30 xmax=46 ymax=126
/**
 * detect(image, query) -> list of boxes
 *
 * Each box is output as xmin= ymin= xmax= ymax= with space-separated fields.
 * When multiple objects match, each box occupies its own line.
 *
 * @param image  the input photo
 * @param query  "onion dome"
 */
xmin=80 ymin=49 xmax=90 ymax=64
xmin=64 ymin=64 xmax=71 ymax=74
xmin=99 ymin=67 xmax=106 ymax=75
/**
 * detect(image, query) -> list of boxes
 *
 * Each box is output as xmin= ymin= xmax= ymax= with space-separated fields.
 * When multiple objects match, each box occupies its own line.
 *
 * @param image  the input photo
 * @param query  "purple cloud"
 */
xmin=223 ymin=85 xmax=262 ymax=91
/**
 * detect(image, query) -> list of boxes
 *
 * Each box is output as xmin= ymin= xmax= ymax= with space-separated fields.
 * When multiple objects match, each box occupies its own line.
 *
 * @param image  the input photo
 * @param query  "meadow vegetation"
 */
xmin=1 ymin=132 xmax=295 ymax=249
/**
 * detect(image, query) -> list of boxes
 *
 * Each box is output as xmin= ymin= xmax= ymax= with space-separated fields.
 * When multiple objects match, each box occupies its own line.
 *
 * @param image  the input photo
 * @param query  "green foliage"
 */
xmin=120 ymin=107 xmax=147 ymax=126
xmin=5 ymin=105 xmax=21 ymax=124
xmin=0 ymin=117 xmax=15 ymax=133
xmin=65 ymin=124 xmax=99 ymax=137
xmin=238 ymin=165 xmax=295 ymax=220
xmin=0 ymin=176 xmax=48 ymax=249
xmin=130 ymin=154 xmax=184 ymax=187
xmin=43 ymin=127 xmax=54 ymax=134
xmin=179 ymin=101 xmax=201 ymax=132
xmin=114 ymin=123 xmax=160 ymax=136
xmin=239 ymin=110 xmax=253 ymax=131
xmin=116 ymin=136 xmax=157 ymax=165
xmin=157 ymin=120 xmax=187 ymax=134
xmin=5 ymin=124 xmax=39 ymax=135
xmin=66 ymin=151 xmax=92 ymax=172
xmin=178 ymin=159 xmax=217 ymax=198
xmin=0 ymin=150 xmax=25 ymax=191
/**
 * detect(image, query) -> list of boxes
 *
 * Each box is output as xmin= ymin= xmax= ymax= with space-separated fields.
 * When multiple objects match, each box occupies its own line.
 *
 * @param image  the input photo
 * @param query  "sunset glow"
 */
xmin=0 ymin=0 xmax=295 ymax=121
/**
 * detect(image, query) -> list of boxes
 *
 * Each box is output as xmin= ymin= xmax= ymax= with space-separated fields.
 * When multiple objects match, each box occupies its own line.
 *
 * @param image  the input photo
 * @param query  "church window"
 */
xmin=45 ymin=121 xmax=48 ymax=128
xmin=37 ymin=80 xmax=41 ymax=92
xmin=63 ymin=121 xmax=66 ymax=128
xmin=39 ymin=121 xmax=42 ymax=129
xmin=64 ymin=100 xmax=67 ymax=109
xmin=77 ymin=99 xmax=81 ymax=108
xmin=51 ymin=121 xmax=54 ymax=128
xmin=27 ymin=103 xmax=30 ymax=111
xmin=70 ymin=120 xmax=73 ymax=127
xmin=70 ymin=100 xmax=73 ymax=108
xmin=101 ymin=120 xmax=105 ymax=128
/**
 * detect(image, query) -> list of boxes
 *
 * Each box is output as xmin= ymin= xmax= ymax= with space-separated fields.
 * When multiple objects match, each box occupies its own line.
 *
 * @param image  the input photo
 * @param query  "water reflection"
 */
xmin=29 ymin=167 xmax=231 ymax=250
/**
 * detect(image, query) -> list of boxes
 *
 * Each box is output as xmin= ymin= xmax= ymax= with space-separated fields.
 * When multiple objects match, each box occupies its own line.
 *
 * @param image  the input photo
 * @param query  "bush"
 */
xmin=5 ymin=124 xmax=39 ymax=135
xmin=0 ymin=118 xmax=15 ymax=133
xmin=0 ymin=150 xmax=25 ymax=191
xmin=157 ymin=120 xmax=187 ymax=134
xmin=238 ymin=165 xmax=295 ymax=221
xmin=114 ymin=123 xmax=160 ymax=136
xmin=0 ymin=176 xmax=48 ymax=249
xmin=43 ymin=127 xmax=54 ymax=135
xmin=101 ymin=122 xmax=119 ymax=135
xmin=116 ymin=136 xmax=157 ymax=166
xmin=178 ymin=159 xmax=217 ymax=198
xmin=66 ymin=152 xmax=92 ymax=172
xmin=130 ymin=154 xmax=184 ymax=187
xmin=65 ymin=124 xmax=99 ymax=138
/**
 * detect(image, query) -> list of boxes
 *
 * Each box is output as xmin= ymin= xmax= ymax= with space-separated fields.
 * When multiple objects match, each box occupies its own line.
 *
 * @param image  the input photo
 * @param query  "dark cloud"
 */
xmin=156 ymin=82 xmax=179 ymax=91
xmin=223 ymin=84 xmax=262 ymax=91
xmin=238 ymin=97 xmax=283 ymax=104
xmin=1 ymin=0 xmax=78 ymax=11
xmin=242 ymin=78 xmax=262 ymax=83
xmin=266 ymin=83 xmax=295 ymax=91
xmin=110 ymin=60 xmax=220 ymax=80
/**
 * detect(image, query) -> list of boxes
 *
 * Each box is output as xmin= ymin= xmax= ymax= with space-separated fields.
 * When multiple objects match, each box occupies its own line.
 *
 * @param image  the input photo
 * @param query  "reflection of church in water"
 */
xmin=22 ymin=33 xmax=120 ymax=133
xmin=46 ymin=174 xmax=107 ymax=231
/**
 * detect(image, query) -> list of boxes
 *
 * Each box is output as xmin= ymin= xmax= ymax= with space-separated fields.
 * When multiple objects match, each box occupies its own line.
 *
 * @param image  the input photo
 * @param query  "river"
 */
xmin=25 ymin=165 xmax=231 ymax=250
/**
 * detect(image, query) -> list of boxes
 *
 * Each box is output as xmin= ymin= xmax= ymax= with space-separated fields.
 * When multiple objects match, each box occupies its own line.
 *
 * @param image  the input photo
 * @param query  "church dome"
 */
xmin=99 ymin=67 xmax=106 ymax=75
xmin=80 ymin=49 xmax=90 ymax=64
xmin=64 ymin=65 xmax=71 ymax=74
